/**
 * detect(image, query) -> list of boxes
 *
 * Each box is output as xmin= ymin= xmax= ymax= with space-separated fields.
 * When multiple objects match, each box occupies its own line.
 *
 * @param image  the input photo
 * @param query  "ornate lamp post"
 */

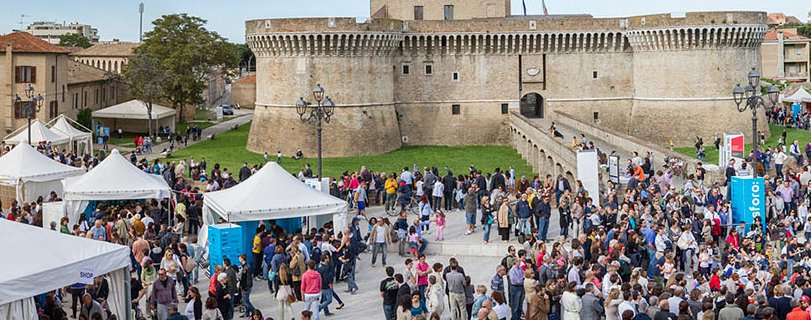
xmin=732 ymin=68 xmax=779 ymax=174
xmin=14 ymin=84 xmax=44 ymax=144
xmin=295 ymin=84 xmax=335 ymax=180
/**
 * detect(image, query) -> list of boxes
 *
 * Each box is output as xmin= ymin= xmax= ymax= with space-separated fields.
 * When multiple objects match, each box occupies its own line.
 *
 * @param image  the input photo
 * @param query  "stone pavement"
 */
xmin=175 ymin=204 xmax=563 ymax=320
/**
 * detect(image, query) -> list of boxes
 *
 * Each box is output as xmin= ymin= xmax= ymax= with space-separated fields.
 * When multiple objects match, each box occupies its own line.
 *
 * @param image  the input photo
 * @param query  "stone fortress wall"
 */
xmin=245 ymin=10 xmax=769 ymax=157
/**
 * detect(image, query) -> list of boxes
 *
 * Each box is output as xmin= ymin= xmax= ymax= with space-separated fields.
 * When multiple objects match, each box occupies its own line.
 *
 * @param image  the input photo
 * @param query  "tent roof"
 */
xmin=204 ymin=162 xmax=348 ymax=222
xmin=785 ymin=86 xmax=811 ymax=103
xmin=63 ymin=149 xmax=171 ymax=201
xmin=0 ymin=219 xmax=130 ymax=305
xmin=3 ymin=119 xmax=70 ymax=145
xmin=92 ymin=100 xmax=176 ymax=120
xmin=49 ymin=115 xmax=92 ymax=140
xmin=0 ymin=143 xmax=84 ymax=184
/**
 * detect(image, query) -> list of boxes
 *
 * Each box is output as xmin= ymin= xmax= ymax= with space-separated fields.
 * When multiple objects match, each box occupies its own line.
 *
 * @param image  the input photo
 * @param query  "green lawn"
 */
xmin=165 ymin=123 xmax=536 ymax=179
xmin=674 ymin=124 xmax=811 ymax=164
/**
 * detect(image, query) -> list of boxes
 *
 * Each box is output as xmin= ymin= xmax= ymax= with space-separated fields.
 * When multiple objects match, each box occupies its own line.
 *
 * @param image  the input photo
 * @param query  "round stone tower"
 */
xmin=625 ymin=12 xmax=769 ymax=145
xmin=245 ymin=18 xmax=404 ymax=157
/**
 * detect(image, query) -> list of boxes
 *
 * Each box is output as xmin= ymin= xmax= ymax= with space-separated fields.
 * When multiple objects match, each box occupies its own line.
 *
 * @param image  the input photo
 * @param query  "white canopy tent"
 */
xmin=0 ymin=143 xmax=83 ymax=204
xmin=48 ymin=114 xmax=93 ymax=155
xmin=201 ymin=162 xmax=348 ymax=241
xmin=62 ymin=149 xmax=172 ymax=225
xmin=783 ymin=86 xmax=811 ymax=103
xmin=3 ymin=119 xmax=70 ymax=146
xmin=92 ymin=100 xmax=176 ymax=134
xmin=0 ymin=219 xmax=131 ymax=319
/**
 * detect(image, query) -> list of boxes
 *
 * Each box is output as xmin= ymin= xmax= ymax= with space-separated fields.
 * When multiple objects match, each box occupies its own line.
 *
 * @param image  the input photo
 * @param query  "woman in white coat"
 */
xmin=426 ymin=275 xmax=445 ymax=317
xmin=560 ymin=282 xmax=581 ymax=320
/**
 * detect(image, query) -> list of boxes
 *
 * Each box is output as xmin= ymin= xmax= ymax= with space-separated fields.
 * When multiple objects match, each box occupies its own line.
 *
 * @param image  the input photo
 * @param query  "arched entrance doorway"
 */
xmin=520 ymin=93 xmax=544 ymax=118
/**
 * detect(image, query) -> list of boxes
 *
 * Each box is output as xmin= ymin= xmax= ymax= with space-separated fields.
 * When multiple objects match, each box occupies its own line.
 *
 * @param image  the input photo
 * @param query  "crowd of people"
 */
xmin=11 ymin=120 xmax=811 ymax=320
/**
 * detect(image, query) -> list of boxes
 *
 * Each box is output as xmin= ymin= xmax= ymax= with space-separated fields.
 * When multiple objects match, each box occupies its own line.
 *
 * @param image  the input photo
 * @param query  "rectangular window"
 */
xmin=51 ymin=65 xmax=56 ymax=83
xmin=425 ymin=64 xmax=433 ymax=75
xmin=73 ymin=93 xmax=79 ymax=109
xmin=444 ymin=5 xmax=454 ymax=20
xmin=402 ymin=65 xmax=410 ymax=75
xmin=452 ymin=72 xmax=459 ymax=81
xmin=95 ymin=89 xmax=99 ymax=104
xmin=452 ymin=104 xmax=460 ymax=115
xmin=414 ymin=6 xmax=424 ymax=20
xmin=49 ymin=101 xmax=58 ymax=119
xmin=14 ymin=66 xmax=36 ymax=83
xmin=62 ymin=85 xmax=65 ymax=102
xmin=592 ymin=71 xmax=598 ymax=79
xmin=83 ymin=91 xmax=87 ymax=107
xmin=102 ymin=87 xmax=107 ymax=102
xmin=593 ymin=112 xmax=600 ymax=122
xmin=14 ymin=101 xmax=26 ymax=119
xmin=501 ymin=103 xmax=509 ymax=114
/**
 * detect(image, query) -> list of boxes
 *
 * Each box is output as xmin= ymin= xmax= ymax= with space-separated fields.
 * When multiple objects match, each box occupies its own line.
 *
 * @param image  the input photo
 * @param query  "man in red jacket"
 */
xmin=787 ymin=296 xmax=811 ymax=320
xmin=301 ymin=260 xmax=323 ymax=320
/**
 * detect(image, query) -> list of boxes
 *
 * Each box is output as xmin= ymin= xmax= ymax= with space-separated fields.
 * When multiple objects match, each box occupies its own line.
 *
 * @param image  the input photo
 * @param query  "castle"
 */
xmin=245 ymin=0 xmax=768 ymax=157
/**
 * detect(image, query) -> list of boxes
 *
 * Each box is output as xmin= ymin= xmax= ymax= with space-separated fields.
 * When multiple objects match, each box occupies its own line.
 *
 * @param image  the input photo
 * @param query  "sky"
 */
xmin=2 ymin=0 xmax=809 ymax=43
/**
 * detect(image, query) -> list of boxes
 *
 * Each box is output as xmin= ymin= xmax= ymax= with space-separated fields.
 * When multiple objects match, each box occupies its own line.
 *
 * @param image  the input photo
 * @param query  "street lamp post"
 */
xmin=732 ymin=68 xmax=780 ymax=175
xmin=295 ymin=84 xmax=335 ymax=181
xmin=14 ymin=84 xmax=44 ymax=144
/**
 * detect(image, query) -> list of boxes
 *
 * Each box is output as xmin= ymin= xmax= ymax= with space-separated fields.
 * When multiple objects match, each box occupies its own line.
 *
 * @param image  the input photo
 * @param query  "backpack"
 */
xmin=500 ymin=255 xmax=510 ymax=270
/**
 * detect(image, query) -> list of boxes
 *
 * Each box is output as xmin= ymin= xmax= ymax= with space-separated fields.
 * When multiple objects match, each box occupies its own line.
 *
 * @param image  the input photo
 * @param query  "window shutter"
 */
xmin=30 ymin=66 xmax=36 ymax=83
xmin=14 ymin=66 xmax=20 ymax=83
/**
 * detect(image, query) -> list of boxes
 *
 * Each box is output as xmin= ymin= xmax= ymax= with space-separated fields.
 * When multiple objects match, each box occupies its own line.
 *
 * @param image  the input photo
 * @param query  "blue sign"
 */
xmin=730 ymin=177 xmax=766 ymax=233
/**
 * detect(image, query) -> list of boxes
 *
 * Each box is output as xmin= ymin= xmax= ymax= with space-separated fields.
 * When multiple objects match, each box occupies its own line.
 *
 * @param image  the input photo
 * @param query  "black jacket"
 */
xmin=491 ymin=173 xmax=506 ymax=191
xmin=239 ymin=263 xmax=253 ymax=290
xmin=442 ymin=174 xmax=456 ymax=193
xmin=239 ymin=166 xmax=252 ymax=182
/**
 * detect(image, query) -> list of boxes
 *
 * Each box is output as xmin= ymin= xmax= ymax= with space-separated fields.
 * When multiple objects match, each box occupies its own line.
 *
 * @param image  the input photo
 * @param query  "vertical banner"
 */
xmin=577 ymin=150 xmax=600 ymax=204
xmin=721 ymin=132 xmax=744 ymax=167
xmin=608 ymin=155 xmax=620 ymax=184
xmin=730 ymin=177 xmax=765 ymax=232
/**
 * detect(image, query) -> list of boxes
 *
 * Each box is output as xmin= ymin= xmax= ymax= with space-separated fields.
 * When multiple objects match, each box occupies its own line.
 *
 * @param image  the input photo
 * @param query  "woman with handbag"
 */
xmin=289 ymin=246 xmax=305 ymax=301
xmin=276 ymin=263 xmax=295 ymax=320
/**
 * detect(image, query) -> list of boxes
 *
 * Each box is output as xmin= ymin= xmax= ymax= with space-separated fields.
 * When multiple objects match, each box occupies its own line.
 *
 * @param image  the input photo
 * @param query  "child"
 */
xmin=408 ymin=226 xmax=420 ymax=260
xmin=433 ymin=211 xmax=446 ymax=241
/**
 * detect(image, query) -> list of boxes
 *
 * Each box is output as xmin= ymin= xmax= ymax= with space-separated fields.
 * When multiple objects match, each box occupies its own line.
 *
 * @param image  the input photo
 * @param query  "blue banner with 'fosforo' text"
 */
xmin=730 ymin=176 xmax=766 ymax=233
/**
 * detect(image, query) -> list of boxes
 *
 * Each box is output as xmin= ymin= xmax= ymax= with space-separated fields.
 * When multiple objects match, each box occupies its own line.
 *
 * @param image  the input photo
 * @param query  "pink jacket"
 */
xmin=301 ymin=269 xmax=322 ymax=295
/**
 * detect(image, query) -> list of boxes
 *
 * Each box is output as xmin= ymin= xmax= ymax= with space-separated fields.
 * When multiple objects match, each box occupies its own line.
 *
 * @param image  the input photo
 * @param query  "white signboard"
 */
xmin=577 ymin=150 xmax=601 ymax=204
xmin=608 ymin=155 xmax=620 ymax=184
xmin=78 ymin=268 xmax=96 ymax=284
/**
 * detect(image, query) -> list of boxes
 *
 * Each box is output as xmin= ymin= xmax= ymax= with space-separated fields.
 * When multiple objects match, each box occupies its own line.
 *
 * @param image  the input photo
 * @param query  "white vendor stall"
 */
xmin=0 ymin=219 xmax=131 ymax=319
xmin=0 ymin=143 xmax=83 ymax=204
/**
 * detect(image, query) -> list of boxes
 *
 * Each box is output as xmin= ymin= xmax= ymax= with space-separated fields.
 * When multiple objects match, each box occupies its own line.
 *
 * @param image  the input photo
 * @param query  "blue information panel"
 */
xmin=207 ymin=224 xmax=243 ymax=275
xmin=730 ymin=177 xmax=766 ymax=233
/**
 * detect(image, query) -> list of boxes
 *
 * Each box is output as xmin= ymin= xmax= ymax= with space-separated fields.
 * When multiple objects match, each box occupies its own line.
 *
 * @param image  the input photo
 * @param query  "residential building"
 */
xmin=23 ymin=21 xmax=100 ymax=45
xmin=761 ymin=29 xmax=811 ymax=83
xmin=72 ymin=42 xmax=139 ymax=74
xmin=0 ymin=32 xmax=122 ymax=135
xmin=231 ymin=74 xmax=256 ymax=108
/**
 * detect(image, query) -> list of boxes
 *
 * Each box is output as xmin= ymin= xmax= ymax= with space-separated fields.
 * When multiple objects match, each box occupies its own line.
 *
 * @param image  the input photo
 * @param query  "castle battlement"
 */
xmin=245 ymin=10 xmax=771 ymax=158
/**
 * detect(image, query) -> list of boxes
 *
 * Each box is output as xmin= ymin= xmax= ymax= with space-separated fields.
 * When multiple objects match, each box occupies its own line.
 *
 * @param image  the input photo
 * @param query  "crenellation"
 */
xmin=246 ymin=10 xmax=770 ymax=156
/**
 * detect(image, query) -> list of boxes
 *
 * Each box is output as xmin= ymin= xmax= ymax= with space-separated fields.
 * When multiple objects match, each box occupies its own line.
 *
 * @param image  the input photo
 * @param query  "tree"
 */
xmin=235 ymin=43 xmax=255 ymax=72
xmin=136 ymin=14 xmax=238 ymax=121
xmin=58 ymin=33 xmax=92 ymax=48
xmin=76 ymin=108 xmax=93 ymax=129
xmin=123 ymin=53 xmax=167 ymax=138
